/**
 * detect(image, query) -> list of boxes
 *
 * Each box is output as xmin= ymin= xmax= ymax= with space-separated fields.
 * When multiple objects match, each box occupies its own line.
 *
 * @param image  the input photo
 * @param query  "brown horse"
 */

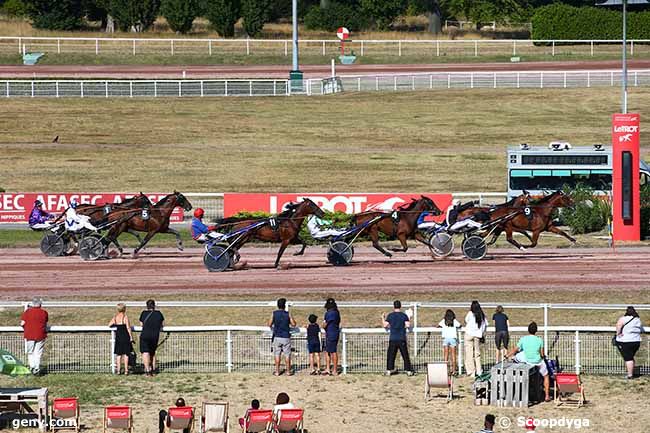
xmin=107 ymin=191 xmax=192 ymax=257
xmin=499 ymin=190 xmax=575 ymax=251
xmin=351 ymin=196 xmax=442 ymax=257
xmin=215 ymin=198 xmax=325 ymax=268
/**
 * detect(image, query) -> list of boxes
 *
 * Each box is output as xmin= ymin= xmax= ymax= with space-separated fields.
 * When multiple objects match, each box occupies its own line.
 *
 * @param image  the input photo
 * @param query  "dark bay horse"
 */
xmin=498 ymin=190 xmax=575 ymax=250
xmin=215 ymin=198 xmax=325 ymax=268
xmin=107 ymin=191 xmax=192 ymax=257
xmin=351 ymin=196 xmax=442 ymax=257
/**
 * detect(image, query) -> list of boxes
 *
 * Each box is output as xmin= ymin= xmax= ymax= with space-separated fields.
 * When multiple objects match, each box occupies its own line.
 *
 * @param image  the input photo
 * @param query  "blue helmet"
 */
xmin=70 ymin=199 xmax=79 ymax=209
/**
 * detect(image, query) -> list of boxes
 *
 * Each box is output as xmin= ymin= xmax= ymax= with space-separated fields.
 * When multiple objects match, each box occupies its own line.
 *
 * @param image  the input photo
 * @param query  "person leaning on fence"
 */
xmin=20 ymin=297 xmax=48 ymax=376
xmin=506 ymin=321 xmax=551 ymax=402
xmin=615 ymin=306 xmax=644 ymax=380
xmin=493 ymin=305 xmax=510 ymax=364
xmin=109 ymin=303 xmax=134 ymax=375
xmin=140 ymin=299 xmax=165 ymax=377
xmin=268 ymin=298 xmax=296 ymax=376
xmin=382 ymin=300 xmax=414 ymax=376
xmin=438 ymin=309 xmax=461 ymax=376
xmin=159 ymin=397 xmax=190 ymax=433
xmin=464 ymin=301 xmax=487 ymax=378
xmin=322 ymin=298 xmax=341 ymax=376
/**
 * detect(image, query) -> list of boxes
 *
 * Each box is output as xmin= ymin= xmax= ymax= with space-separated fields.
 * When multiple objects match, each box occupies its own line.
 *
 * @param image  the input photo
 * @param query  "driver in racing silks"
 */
xmin=307 ymin=215 xmax=348 ymax=240
xmin=445 ymin=198 xmax=485 ymax=232
xmin=191 ymin=208 xmax=224 ymax=243
xmin=65 ymin=199 xmax=99 ymax=232
xmin=28 ymin=199 xmax=56 ymax=230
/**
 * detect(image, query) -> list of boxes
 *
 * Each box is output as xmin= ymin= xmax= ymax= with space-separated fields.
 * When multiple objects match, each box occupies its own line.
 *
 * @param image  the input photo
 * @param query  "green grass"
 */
xmin=2 ymin=87 xmax=650 ymax=193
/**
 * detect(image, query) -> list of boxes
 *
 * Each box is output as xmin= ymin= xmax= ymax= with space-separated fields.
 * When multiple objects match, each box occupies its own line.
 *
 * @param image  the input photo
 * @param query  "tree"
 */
xmin=204 ymin=0 xmax=240 ymax=37
xmin=23 ymin=0 xmax=84 ymax=30
xmin=161 ymin=0 xmax=198 ymax=33
xmin=241 ymin=0 xmax=271 ymax=36
xmin=360 ymin=0 xmax=407 ymax=29
xmin=106 ymin=0 xmax=160 ymax=32
xmin=409 ymin=0 xmax=444 ymax=33
xmin=444 ymin=0 xmax=526 ymax=28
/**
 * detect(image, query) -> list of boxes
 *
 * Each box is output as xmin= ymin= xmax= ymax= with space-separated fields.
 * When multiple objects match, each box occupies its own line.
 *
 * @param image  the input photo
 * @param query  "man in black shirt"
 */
xmin=139 ymin=299 xmax=165 ymax=377
xmin=381 ymin=300 xmax=414 ymax=376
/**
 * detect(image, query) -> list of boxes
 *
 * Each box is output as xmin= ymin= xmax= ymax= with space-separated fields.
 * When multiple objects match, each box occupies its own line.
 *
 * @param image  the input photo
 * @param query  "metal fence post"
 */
xmin=154 ymin=81 xmax=157 ymax=97
xmin=226 ymin=330 xmax=233 ymax=373
xmin=474 ymin=40 xmax=478 ymax=57
xmin=246 ymin=39 xmax=250 ymax=55
xmin=249 ymin=81 xmax=253 ymax=97
xmin=376 ymin=76 xmax=379 ymax=91
xmin=590 ymin=40 xmax=594 ymax=57
xmin=57 ymin=39 xmax=60 ymax=54
xmin=611 ymin=71 xmax=614 ymax=86
xmin=129 ymin=81 xmax=132 ymax=98
xmin=413 ymin=303 xmax=418 ymax=357
xmin=436 ymin=40 xmax=440 ymax=57
xmin=209 ymin=40 xmax=212 ymax=56
xmin=447 ymin=74 xmax=450 ymax=89
xmin=398 ymin=40 xmax=402 ymax=56
xmin=429 ymin=74 xmax=433 ymax=89
xmin=631 ymin=40 xmax=634 ymax=56
xmin=543 ymin=304 xmax=549 ymax=353
xmin=540 ymin=72 xmax=544 ymax=89
xmin=31 ymin=81 xmax=34 ymax=98
xmin=55 ymin=81 xmax=59 ymax=98
xmin=458 ymin=330 xmax=464 ymax=375
xmin=95 ymin=39 xmax=99 ymax=55
xmin=587 ymin=71 xmax=590 ymax=88
xmin=513 ymin=40 xmax=516 ymax=56
xmin=635 ymin=71 xmax=638 ymax=87
xmin=284 ymin=40 xmax=288 ymax=56
xmin=563 ymin=72 xmax=567 ymax=88
xmin=105 ymin=81 xmax=108 ymax=98
xmin=132 ymin=39 xmax=136 ymax=55
xmin=342 ymin=332 xmax=348 ymax=374
xmin=110 ymin=329 xmax=116 ymax=374
xmin=552 ymin=40 xmax=555 ymax=56
xmin=80 ymin=81 xmax=84 ymax=98
xmin=171 ymin=40 xmax=174 ymax=56
xmin=357 ymin=77 xmax=361 ymax=92
xmin=574 ymin=330 xmax=581 ymax=375
xmin=411 ymin=75 xmax=415 ymax=90
xmin=178 ymin=81 xmax=182 ymax=97
xmin=361 ymin=40 xmax=364 ymax=56
xmin=517 ymin=72 xmax=520 ymax=88
xmin=273 ymin=80 xmax=277 ymax=96
xmin=394 ymin=76 xmax=397 ymax=91
xmin=17 ymin=37 xmax=21 ymax=54
xmin=470 ymin=72 xmax=474 ymax=89
xmin=493 ymin=72 xmax=497 ymax=89
xmin=322 ymin=41 xmax=325 ymax=56
xmin=200 ymin=80 xmax=204 ymax=97
xmin=5 ymin=81 xmax=9 ymax=98
xmin=225 ymin=80 xmax=228 ymax=96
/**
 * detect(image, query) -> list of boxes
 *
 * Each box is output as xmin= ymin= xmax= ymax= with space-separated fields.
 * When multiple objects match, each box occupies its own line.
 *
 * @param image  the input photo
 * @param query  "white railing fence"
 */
xmin=1 ymin=37 xmax=648 ymax=59
xmin=0 ymin=324 xmax=646 ymax=376
xmin=2 ymin=70 xmax=648 ymax=99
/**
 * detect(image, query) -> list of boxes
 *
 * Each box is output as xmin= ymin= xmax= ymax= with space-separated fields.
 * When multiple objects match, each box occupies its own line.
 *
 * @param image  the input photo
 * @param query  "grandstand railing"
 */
xmin=0 ymin=324 xmax=646 ymax=376
xmin=1 ymin=37 xmax=649 ymax=59
xmin=2 ymin=70 xmax=647 ymax=98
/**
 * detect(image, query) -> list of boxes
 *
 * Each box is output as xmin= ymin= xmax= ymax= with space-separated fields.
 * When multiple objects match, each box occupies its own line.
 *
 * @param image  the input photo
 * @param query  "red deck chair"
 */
xmin=271 ymin=409 xmax=304 ymax=433
xmin=241 ymin=410 xmax=272 ymax=433
xmin=51 ymin=397 xmax=80 ymax=432
xmin=103 ymin=406 xmax=133 ymax=433
xmin=167 ymin=406 xmax=195 ymax=432
xmin=555 ymin=373 xmax=587 ymax=407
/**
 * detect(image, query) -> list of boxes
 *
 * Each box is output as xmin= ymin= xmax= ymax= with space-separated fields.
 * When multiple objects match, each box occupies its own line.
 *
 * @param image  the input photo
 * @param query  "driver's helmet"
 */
xmin=70 ymin=199 xmax=79 ymax=209
xmin=452 ymin=199 xmax=461 ymax=207
xmin=34 ymin=199 xmax=43 ymax=207
xmin=194 ymin=208 xmax=204 ymax=218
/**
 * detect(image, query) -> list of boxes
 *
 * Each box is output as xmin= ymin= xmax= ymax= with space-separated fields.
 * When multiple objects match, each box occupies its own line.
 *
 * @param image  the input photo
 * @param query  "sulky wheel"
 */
xmin=428 ymin=232 xmax=454 ymax=257
xmin=461 ymin=235 xmax=487 ymax=261
xmin=203 ymin=244 xmax=232 ymax=272
xmin=327 ymin=241 xmax=354 ymax=266
xmin=40 ymin=234 xmax=65 ymax=257
xmin=79 ymin=235 xmax=106 ymax=261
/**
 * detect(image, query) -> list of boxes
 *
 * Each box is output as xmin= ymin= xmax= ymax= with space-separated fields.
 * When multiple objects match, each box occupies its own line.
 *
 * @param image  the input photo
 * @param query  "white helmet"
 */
xmin=452 ymin=199 xmax=461 ymax=206
xmin=69 ymin=199 xmax=79 ymax=209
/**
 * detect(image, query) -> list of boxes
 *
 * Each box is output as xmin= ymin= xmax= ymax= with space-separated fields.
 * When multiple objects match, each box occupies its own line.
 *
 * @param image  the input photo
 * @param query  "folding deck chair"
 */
xmin=167 ymin=406 xmax=195 ymax=432
xmin=241 ymin=409 xmax=272 ymax=433
xmin=51 ymin=397 xmax=80 ymax=432
xmin=103 ymin=406 xmax=133 ymax=433
xmin=424 ymin=362 xmax=454 ymax=402
xmin=555 ymin=373 xmax=587 ymax=407
xmin=200 ymin=402 xmax=228 ymax=433
xmin=270 ymin=409 xmax=304 ymax=433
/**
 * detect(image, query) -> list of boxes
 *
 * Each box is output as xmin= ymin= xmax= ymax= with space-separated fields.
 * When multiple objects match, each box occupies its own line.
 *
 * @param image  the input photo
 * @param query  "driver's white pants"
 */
xmin=311 ymin=228 xmax=348 ymax=240
xmin=195 ymin=231 xmax=223 ymax=243
xmin=30 ymin=222 xmax=53 ymax=231
xmin=417 ymin=222 xmax=438 ymax=231
xmin=449 ymin=219 xmax=483 ymax=232
xmin=66 ymin=215 xmax=98 ymax=232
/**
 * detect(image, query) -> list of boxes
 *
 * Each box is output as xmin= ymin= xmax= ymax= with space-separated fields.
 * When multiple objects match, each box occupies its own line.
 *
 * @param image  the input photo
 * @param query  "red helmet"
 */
xmin=193 ymin=208 xmax=204 ymax=218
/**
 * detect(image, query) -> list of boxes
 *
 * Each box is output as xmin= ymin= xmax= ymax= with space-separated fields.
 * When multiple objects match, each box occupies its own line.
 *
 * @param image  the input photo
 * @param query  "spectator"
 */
xmin=476 ymin=414 xmax=496 ymax=433
xmin=464 ymin=301 xmax=487 ymax=378
xmin=306 ymin=314 xmax=321 ymax=375
xmin=382 ymin=300 xmax=414 ymax=376
xmin=238 ymin=399 xmax=261 ymax=432
xmin=273 ymin=393 xmax=294 ymax=415
xmin=615 ymin=306 xmax=643 ymax=379
xmin=109 ymin=303 xmax=134 ymax=375
xmin=323 ymin=298 xmax=341 ymax=376
xmin=139 ymin=299 xmax=164 ymax=377
xmin=158 ymin=397 xmax=189 ymax=433
xmin=20 ymin=297 xmax=48 ymax=376
xmin=493 ymin=305 xmax=510 ymax=363
xmin=507 ymin=322 xmax=550 ymax=402
xmin=438 ymin=309 xmax=461 ymax=376
xmin=267 ymin=298 xmax=296 ymax=376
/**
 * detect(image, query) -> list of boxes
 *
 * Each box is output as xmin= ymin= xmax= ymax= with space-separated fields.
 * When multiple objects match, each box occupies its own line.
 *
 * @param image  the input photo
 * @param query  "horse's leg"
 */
xmin=486 ymin=227 xmax=503 ymax=245
xmin=505 ymin=225 xmax=527 ymax=251
xmin=133 ymin=231 xmax=157 ymax=257
xmin=292 ymin=235 xmax=306 ymax=256
xmin=127 ymin=229 xmax=143 ymax=244
xmin=274 ymin=239 xmax=290 ymax=268
xmin=165 ymin=227 xmax=184 ymax=251
xmin=390 ymin=231 xmax=409 ymax=253
xmin=369 ymin=226 xmax=392 ymax=257
xmin=547 ymin=225 xmax=577 ymax=244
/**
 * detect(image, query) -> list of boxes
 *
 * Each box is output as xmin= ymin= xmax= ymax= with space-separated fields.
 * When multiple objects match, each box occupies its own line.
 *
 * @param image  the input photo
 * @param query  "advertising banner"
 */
xmin=612 ymin=113 xmax=641 ymax=240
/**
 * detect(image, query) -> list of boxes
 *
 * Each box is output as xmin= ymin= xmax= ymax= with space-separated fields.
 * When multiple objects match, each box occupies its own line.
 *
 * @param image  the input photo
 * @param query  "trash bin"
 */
xmin=289 ymin=70 xmax=304 ymax=93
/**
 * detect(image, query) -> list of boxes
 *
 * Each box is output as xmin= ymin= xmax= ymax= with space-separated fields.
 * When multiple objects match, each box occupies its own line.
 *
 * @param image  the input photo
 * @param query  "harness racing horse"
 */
xmin=107 ymin=191 xmax=193 ymax=257
xmin=215 ymin=198 xmax=325 ymax=269
xmin=351 ymin=196 xmax=442 ymax=257
xmin=498 ymin=190 xmax=575 ymax=251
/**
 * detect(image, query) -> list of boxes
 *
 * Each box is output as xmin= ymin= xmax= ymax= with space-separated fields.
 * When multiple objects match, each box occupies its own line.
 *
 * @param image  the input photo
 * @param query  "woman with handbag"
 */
xmin=109 ymin=303 xmax=134 ymax=375
xmin=615 ymin=306 xmax=643 ymax=379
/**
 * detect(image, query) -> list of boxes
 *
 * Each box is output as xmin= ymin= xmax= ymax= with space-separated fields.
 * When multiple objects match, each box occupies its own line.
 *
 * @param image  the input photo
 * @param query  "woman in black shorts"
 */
xmin=615 ymin=306 xmax=643 ymax=379
xmin=139 ymin=299 xmax=165 ymax=377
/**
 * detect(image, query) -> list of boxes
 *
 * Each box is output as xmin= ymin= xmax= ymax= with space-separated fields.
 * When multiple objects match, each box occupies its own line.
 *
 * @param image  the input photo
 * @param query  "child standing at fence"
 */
xmin=438 ymin=309 xmax=461 ymax=376
xmin=307 ymin=314 xmax=322 ymax=375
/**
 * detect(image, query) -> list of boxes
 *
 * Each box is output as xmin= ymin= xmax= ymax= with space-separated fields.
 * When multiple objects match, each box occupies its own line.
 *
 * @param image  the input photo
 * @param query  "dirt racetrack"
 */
xmin=1 ymin=245 xmax=649 ymax=299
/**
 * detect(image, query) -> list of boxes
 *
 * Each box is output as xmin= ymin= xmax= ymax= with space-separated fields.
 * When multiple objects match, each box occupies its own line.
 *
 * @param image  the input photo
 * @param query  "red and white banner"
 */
xmin=223 ymin=193 xmax=452 ymax=221
xmin=0 ymin=193 xmax=185 ymax=224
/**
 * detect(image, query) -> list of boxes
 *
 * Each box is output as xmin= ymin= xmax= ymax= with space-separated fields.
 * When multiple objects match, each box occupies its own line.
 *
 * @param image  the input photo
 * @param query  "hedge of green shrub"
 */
xmin=304 ymin=2 xmax=367 ymax=32
xmin=560 ymin=184 xmax=610 ymax=235
xmin=532 ymin=4 xmax=650 ymax=40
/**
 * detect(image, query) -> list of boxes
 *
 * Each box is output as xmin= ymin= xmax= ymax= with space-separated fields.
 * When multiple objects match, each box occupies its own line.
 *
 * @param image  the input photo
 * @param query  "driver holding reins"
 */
xmin=191 ymin=208 xmax=224 ymax=243
xmin=446 ymin=199 xmax=483 ymax=232
xmin=307 ymin=215 xmax=348 ymax=240
xmin=65 ymin=199 xmax=99 ymax=232
xmin=28 ymin=199 xmax=56 ymax=230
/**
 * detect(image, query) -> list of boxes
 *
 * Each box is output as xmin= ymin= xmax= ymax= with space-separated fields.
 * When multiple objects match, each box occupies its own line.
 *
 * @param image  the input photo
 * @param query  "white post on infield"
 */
xmin=226 ymin=329 xmax=233 ymax=373
xmin=331 ymin=58 xmax=336 ymax=78
xmin=342 ymin=332 xmax=348 ymax=374
xmin=543 ymin=304 xmax=549 ymax=353
xmin=412 ymin=303 xmax=418 ymax=357
xmin=110 ymin=329 xmax=116 ymax=374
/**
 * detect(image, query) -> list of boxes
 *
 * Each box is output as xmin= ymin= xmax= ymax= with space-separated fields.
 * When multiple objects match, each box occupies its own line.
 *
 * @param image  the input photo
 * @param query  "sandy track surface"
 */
xmin=2 ymin=60 xmax=650 ymax=79
xmin=1 ymin=246 xmax=649 ymax=299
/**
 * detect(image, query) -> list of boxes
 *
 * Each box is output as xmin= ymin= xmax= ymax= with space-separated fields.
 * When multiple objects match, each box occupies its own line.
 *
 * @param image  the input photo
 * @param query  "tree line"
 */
xmin=0 ymin=0 xmax=645 ymax=36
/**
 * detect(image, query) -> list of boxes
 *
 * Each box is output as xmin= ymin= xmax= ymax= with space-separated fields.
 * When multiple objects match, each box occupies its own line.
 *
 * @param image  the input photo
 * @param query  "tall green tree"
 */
xmin=360 ymin=0 xmax=407 ymax=29
xmin=161 ymin=0 xmax=198 ymax=33
xmin=107 ymin=0 xmax=160 ymax=32
xmin=23 ymin=0 xmax=84 ymax=30
xmin=241 ymin=0 xmax=271 ymax=36
xmin=444 ymin=0 xmax=526 ymax=28
xmin=204 ymin=0 xmax=240 ymax=37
